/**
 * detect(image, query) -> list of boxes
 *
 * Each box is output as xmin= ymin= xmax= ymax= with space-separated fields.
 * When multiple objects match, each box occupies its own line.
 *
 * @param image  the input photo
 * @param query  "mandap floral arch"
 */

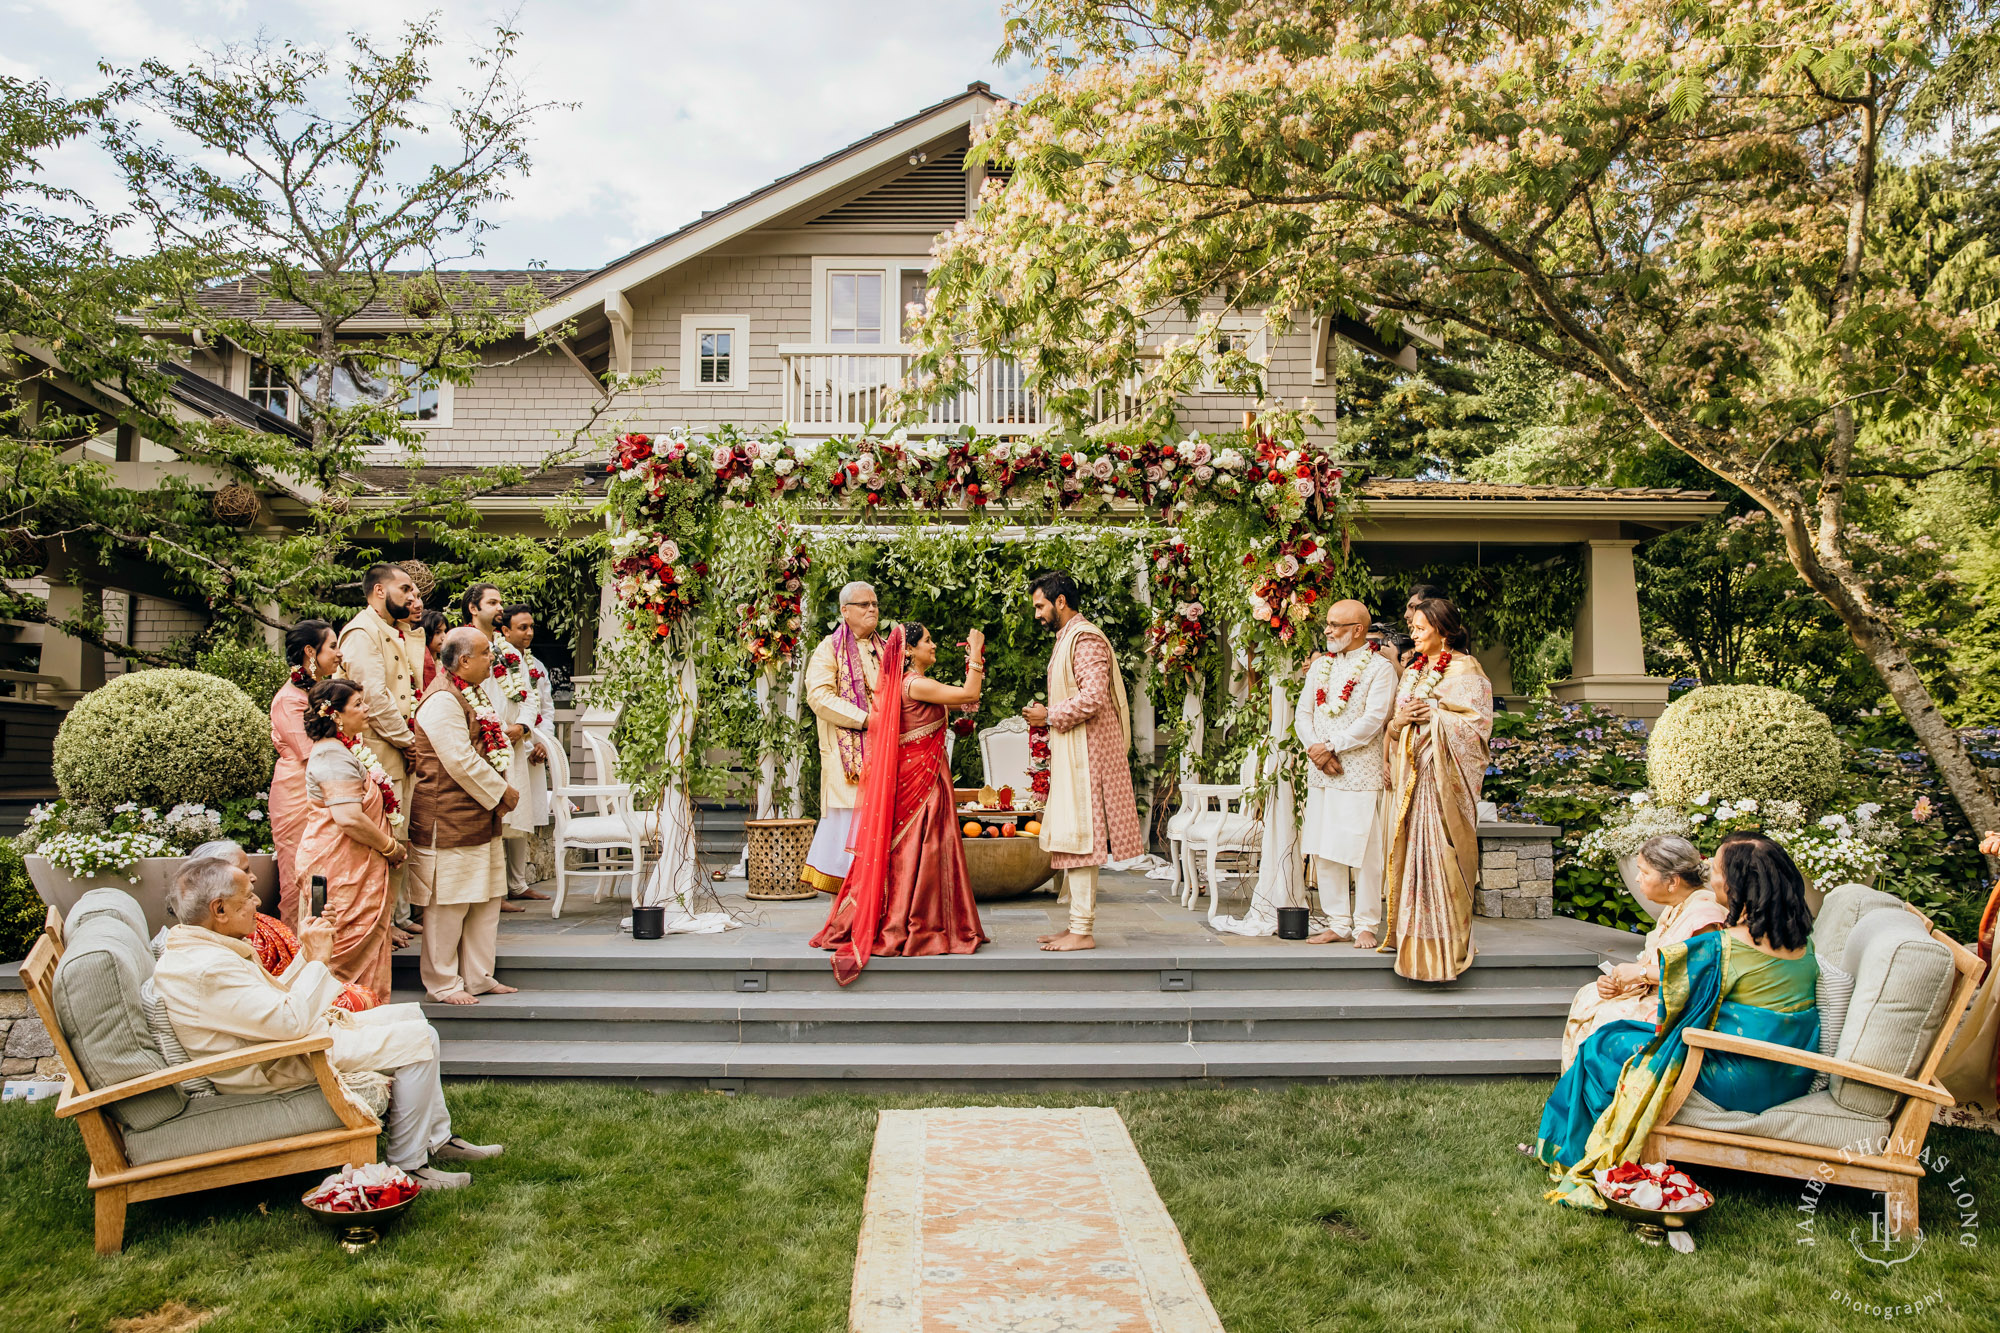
xmin=590 ymin=422 xmax=1363 ymax=927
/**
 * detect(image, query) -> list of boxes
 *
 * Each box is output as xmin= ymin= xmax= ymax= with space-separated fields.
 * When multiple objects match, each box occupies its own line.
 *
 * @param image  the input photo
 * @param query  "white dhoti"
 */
xmin=1302 ymin=786 xmax=1386 ymax=935
xmin=802 ymin=808 xmax=854 ymax=893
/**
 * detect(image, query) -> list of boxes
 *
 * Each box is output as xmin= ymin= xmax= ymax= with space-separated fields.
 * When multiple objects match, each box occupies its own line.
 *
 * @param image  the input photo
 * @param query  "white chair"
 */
xmin=545 ymin=732 xmax=655 ymax=918
xmin=977 ymin=715 xmax=1034 ymax=794
xmin=1183 ymin=751 xmax=1264 ymax=921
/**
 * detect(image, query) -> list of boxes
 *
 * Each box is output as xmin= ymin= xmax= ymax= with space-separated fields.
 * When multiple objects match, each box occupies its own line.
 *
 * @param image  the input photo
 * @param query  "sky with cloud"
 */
xmin=4 ymin=0 xmax=1029 ymax=270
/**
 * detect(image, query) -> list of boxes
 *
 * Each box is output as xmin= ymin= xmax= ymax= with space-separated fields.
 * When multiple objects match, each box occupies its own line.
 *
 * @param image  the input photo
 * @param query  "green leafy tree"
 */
xmin=914 ymin=0 xmax=2000 ymax=835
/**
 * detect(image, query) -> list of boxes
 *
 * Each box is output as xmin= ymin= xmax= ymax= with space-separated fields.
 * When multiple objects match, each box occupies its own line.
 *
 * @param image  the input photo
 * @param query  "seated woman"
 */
xmin=1560 ymin=835 xmax=1728 ymax=1070
xmin=1537 ymin=832 xmax=1819 ymax=1207
xmin=812 ymin=622 xmax=989 ymax=984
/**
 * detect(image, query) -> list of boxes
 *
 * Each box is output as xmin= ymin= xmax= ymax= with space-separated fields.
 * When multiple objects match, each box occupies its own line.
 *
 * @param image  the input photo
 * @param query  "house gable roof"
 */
xmin=189 ymin=270 xmax=590 ymax=330
xmin=525 ymin=83 xmax=1003 ymax=337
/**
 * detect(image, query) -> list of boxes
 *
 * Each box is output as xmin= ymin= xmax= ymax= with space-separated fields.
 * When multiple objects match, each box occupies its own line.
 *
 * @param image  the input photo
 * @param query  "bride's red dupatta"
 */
xmin=830 ymin=624 xmax=907 ymax=985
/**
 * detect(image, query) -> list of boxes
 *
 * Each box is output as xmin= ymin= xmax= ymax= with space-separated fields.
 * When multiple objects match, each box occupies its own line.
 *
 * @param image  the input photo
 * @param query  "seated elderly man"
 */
xmin=152 ymin=854 xmax=502 ymax=1189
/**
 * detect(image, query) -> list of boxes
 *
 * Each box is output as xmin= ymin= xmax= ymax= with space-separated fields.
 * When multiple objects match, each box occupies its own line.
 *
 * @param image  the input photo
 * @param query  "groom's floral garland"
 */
xmin=338 ymin=729 xmax=405 ymax=828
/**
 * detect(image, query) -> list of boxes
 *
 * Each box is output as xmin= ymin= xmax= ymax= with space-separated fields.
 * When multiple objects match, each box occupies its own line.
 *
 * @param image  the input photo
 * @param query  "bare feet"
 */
xmin=400 ymin=918 xmax=424 ymax=935
xmin=1355 ymin=930 xmax=1378 ymax=950
xmin=391 ymin=928 xmax=413 ymax=950
xmin=510 ymin=888 xmax=552 ymax=901
xmin=1305 ymin=928 xmax=1353 ymax=945
xmin=1040 ymin=931 xmax=1096 ymax=952
xmin=485 ymin=982 xmax=519 ymax=995
xmin=1036 ymin=930 xmax=1064 ymax=943
xmin=500 ymin=900 xmax=526 ymax=913
xmin=435 ymin=991 xmax=478 ymax=1006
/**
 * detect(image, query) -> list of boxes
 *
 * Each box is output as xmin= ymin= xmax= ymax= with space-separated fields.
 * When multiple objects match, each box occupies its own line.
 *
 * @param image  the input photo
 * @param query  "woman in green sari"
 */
xmin=1536 ymin=832 xmax=1819 ymax=1208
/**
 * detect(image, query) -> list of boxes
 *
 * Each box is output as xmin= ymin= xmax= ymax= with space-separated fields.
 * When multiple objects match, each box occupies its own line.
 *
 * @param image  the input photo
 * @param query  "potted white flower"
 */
xmin=20 ymin=670 xmax=278 ymax=934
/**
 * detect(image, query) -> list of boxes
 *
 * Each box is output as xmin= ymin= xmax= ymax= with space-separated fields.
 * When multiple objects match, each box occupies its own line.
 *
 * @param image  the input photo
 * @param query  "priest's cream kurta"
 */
xmin=408 ymin=686 xmax=511 ymax=907
xmin=801 ymin=630 xmax=882 ymax=891
xmin=152 ymin=923 xmax=436 ymax=1095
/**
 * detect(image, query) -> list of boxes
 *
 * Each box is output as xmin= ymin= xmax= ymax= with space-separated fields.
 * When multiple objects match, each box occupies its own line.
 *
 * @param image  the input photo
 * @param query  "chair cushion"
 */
xmin=51 ymin=891 xmax=184 ymax=1132
xmin=138 ymin=979 xmax=218 ymax=1098
xmin=563 ymin=813 xmax=653 ymax=844
xmin=119 ymin=1083 xmax=351 ymax=1167
xmin=64 ymin=887 xmax=150 ymax=944
xmin=1812 ymin=883 xmax=1907 ymax=967
xmin=1670 ymin=1088 xmax=1891 ymax=1153
xmin=1830 ymin=907 xmax=1957 ymax=1117
xmin=1810 ymin=959 xmax=1856 ymax=1094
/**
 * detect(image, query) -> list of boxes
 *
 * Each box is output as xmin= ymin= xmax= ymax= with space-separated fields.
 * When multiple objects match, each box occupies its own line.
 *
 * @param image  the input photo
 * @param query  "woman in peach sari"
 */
xmin=269 ymin=619 xmax=339 ymax=927
xmin=297 ymin=679 xmax=408 ymax=1002
xmin=1560 ymin=835 xmax=1728 ymax=1069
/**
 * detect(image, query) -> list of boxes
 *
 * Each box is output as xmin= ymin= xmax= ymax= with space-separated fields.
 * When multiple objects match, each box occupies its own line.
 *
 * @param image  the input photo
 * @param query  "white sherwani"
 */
xmin=152 ymin=925 xmax=436 ymax=1094
xmin=483 ymin=636 xmax=549 ymax=836
xmin=1294 ymin=648 xmax=1397 ymax=866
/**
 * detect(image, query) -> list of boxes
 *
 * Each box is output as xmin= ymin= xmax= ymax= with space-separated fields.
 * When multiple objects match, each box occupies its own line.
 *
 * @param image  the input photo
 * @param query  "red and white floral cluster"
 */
xmin=737 ymin=527 xmax=811 ymax=668
xmin=337 ymin=729 xmax=404 ymax=829
xmin=491 ymin=640 xmax=532 ymax=707
xmin=473 ymin=707 xmax=511 ymax=774
xmin=1146 ymin=537 xmax=1212 ymax=683
xmin=1025 ymin=725 xmax=1052 ymax=808
xmin=1245 ymin=531 xmax=1335 ymax=646
xmin=1593 ymin=1162 xmax=1712 ymax=1213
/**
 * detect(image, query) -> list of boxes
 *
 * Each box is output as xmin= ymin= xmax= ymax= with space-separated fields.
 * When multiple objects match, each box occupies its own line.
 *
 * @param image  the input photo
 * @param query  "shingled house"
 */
xmin=13 ymin=83 xmax=1721 ymax=740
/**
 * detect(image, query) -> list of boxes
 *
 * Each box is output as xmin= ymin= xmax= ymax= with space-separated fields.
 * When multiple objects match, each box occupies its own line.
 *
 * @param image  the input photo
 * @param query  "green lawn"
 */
xmin=2 ymin=1080 xmax=1995 ymax=1332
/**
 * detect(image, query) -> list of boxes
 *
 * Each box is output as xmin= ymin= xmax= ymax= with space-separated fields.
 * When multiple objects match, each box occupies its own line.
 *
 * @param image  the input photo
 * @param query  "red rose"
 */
xmin=1297 ymin=464 xmax=1312 ymax=479
xmin=1059 ymin=452 xmax=1075 ymax=468
xmin=865 ymin=492 xmax=880 ymax=505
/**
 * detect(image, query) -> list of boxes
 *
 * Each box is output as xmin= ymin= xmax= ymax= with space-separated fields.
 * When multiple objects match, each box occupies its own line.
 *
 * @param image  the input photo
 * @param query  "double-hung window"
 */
xmin=827 ymin=271 xmax=885 ymax=345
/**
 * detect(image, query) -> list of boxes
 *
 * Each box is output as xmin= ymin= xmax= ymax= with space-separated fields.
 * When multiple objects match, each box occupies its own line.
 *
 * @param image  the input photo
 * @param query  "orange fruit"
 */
xmin=1024 ymin=820 xmax=1041 ymax=835
xmin=983 ymin=825 xmax=999 ymax=837
xmin=962 ymin=820 xmax=983 ymax=838
xmin=1001 ymin=823 xmax=1017 ymax=838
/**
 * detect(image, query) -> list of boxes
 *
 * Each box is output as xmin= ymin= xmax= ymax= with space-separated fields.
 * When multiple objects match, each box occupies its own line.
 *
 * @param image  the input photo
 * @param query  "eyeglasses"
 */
xmin=1327 ymin=620 xmax=1370 ymax=630
xmin=844 ymin=601 xmax=879 ymax=611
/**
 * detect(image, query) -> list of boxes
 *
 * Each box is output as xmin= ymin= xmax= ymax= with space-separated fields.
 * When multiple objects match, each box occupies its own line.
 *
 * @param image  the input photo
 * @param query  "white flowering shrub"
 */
xmin=1571 ymin=796 xmax=1695 ymax=869
xmin=1647 ymin=685 xmax=1841 ymax=810
xmin=54 ymin=669 xmax=274 ymax=809
xmin=36 ymin=830 xmax=174 ymax=880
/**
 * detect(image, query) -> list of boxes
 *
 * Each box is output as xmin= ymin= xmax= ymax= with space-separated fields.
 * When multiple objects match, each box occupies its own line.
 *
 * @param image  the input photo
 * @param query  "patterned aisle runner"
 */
xmin=849 ymin=1107 xmax=1226 ymax=1333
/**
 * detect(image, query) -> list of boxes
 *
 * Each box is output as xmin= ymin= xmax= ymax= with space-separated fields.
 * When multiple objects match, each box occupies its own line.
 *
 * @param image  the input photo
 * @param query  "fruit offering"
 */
xmin=962 ymin=820 xmax=983 ymax=838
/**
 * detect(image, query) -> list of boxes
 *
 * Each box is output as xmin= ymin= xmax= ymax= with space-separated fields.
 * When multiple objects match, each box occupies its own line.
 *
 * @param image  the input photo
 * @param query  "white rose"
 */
xmin=1275 ymin=554 xmax=1300 ymax=578
xmin=1215 ymin=448 xmax=1245 ymax=470
xmin=1304 ymin=547 xmax=1326 ymax=565
xmin=658 ymin=539 xmax=680 ymax=562
xmin=1091 ymin=456 xmax=1116 ymax=481
xmin=1248 ymin=595 xmax=1272 ymax=620
xmin=1293 ymin=477 xmax=1316 ymax=499
xmin=1193 ymin=464 xmax=1215 ymax=482
xmin=773 ymin=458 xmax=795 ymax=476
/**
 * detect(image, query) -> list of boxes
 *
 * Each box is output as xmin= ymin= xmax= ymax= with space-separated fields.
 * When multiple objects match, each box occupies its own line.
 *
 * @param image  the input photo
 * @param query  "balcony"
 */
xmin=779 ymin=345 xmax=1147 ymax=436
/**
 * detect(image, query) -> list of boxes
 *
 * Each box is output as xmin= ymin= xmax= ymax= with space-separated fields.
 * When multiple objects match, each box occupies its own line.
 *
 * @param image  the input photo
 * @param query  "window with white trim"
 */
xmin=828 ymin=271 xmax=884 ymax=345
xmin=248 ymin=359 xmax=295 ymax=420
xmin=1200 ymin=320 xmax=1270 ymax=393
xmin=678 ymin=314 xmax=751 ymax=393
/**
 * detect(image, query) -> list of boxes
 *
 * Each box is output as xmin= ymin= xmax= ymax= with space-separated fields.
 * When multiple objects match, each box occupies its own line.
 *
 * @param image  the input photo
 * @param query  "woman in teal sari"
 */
xmin=1536 ymin=832 xmax=1819 ymax=1208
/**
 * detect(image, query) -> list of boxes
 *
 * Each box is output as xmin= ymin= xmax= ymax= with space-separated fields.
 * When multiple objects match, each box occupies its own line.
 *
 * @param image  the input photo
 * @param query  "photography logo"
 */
xmin=1797 ymin=1137 xmax=1980 ymax=1322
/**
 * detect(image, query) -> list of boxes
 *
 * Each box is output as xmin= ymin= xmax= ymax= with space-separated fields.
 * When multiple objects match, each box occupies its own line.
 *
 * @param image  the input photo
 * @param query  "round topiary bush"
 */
xmin=1647 ymin=684 xmax=1843 ymax=810
xmin=53 ymin=668 xmax=274 ymax=809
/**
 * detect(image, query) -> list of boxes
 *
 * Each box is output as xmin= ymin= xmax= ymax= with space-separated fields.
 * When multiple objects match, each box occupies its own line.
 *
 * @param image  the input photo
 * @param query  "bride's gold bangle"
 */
xmin=968 ymin=662 xmax=986 ymax=672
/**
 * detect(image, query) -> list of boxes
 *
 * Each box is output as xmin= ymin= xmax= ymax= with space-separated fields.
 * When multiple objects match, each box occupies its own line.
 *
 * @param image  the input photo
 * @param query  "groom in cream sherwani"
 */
xmin=1295 ymin=599 xmax=1399 ymax=948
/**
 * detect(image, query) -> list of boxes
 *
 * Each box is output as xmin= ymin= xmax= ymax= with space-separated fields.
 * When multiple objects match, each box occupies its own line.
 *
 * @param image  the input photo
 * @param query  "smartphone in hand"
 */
xmin=310 ymin=874 xmax=328 ymax=919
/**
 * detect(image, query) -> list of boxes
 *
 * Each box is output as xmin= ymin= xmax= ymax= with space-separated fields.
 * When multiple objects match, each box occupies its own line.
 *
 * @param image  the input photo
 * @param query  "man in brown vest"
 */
xmin=408 ymin=627 xmax=520 ymax=1005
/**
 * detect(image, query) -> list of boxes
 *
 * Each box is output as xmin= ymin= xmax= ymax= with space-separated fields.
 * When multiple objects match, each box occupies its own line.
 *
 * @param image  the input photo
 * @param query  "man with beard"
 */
xmin=1022 ymin=570 xmax=1142 ymax=952
xmin=339 ymin=564 xmax=421 ymax=944
xmin=799 ymin=582 xmax=884 ymax=893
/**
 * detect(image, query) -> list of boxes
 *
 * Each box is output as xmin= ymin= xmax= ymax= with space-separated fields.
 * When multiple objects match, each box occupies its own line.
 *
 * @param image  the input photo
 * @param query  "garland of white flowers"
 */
xmin=338 ymin=730 xmax=406 ymax=829
xmin=473 ymin=704 xmax=512 ymax=773
xmin=1402 ymin=650 xmax=1454 ymax=703
xmin=1309 ymin=650 xmax=1374 ymax=728
xmin=491 ymin=637 xmax=533 ymax=708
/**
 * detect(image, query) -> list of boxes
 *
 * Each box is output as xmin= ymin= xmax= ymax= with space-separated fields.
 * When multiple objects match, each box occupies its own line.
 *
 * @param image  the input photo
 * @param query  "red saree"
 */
xmin=812 ymin=627 xmax=986 ymax=984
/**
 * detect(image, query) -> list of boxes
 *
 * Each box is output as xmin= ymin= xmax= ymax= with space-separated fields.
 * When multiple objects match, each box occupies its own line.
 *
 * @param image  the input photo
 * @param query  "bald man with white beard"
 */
xmin=799 ymin=582 xmax=884 ymax=893
xmin=1295 ymin=599 xmax=1399 ymax=947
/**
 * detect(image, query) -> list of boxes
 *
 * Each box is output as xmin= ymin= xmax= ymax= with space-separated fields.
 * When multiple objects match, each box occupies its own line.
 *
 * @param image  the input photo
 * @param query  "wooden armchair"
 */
xmin=21 ymin=911 xmax=380 ymax=1254
xmin=1644 ymin=905 xmax=1985 ymax=1241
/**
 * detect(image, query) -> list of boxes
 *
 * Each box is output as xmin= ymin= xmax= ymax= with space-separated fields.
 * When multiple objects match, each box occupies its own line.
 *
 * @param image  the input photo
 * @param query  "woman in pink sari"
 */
xmin=269 ymin=619 xmax=340 ymax=927
xmin=297 ymin=679 xmax=408 ymax=1002
xmin=813 ymin=623 xmax=989 ymax=984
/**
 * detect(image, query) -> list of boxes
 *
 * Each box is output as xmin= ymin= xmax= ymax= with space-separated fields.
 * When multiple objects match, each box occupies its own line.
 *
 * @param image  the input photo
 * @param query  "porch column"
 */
xmin=39 ymin=539 xmax=105 ymax=705
xmin=1550 ymin=539 xmax=1672 ymax=719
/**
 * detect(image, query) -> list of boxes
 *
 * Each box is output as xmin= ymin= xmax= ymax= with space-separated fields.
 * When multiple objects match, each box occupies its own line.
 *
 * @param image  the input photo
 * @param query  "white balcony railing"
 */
xmin=779 ymin=345 xmax=1150 ymax=436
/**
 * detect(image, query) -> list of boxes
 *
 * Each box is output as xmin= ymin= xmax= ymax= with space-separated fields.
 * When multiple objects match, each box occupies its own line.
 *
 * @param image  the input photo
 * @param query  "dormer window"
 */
xmin=248 ymin=360 xmax=295 ymax=420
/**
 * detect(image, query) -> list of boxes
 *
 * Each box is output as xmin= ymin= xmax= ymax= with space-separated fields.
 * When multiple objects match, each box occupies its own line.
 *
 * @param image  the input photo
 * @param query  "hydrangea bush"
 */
xmin=53 ymin=669 xmax=274 ymax=809
xmin=1647 ymin=685 xmax=1842 ymax=810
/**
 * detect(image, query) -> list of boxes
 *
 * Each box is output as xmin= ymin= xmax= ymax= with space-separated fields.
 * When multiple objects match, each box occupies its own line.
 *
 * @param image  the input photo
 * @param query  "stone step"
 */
xmin=435 ymin=1035 xmax=1563 ymax=1088
xmin=403 ymin=985 xmax=1578 ymax=1045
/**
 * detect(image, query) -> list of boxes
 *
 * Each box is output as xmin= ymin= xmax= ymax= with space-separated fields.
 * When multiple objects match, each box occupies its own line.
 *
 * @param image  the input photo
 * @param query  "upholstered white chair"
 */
xmin=977 ymin=715 xmax=1034 ymax=794
xmin=545 ymin=733 xmax=655 ymax=918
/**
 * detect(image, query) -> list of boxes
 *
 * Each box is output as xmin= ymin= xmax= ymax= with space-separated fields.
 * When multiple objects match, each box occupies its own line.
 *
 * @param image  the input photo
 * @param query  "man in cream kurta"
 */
xmin=1023 ymin=571 xmax=1142 ymax=952
xmin=408 ymin=628 xmax=519 ymax=1004
xmin=340 ymin=564 xmax=423 ymax=938
xmin=488 ymin=604 xmax=553 ymax=904
xmin=153 ymin=855 xmax=500 ymax=1186
xmin=800 ymin=582 xmax=884 ymax=892
xmin=1295 ymin=599 xmax=1399 ymax=947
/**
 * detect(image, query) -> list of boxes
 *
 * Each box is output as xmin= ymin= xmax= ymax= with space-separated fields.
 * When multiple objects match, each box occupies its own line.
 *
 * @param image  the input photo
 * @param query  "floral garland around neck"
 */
xmin=337 ymin=729 xmax=406 ymax=829
xmin=526 ymin=659 xmax=547 ymax=727
xmin=1310 ymin=649 xmax=1374 ymax=728
xmin=1402 ymin=650 xmax=1455 ymax=703
xmin=491 ymin=638 xmax=532 ymax=707
xmin=473 ymin=705 xmax=512 ymax=773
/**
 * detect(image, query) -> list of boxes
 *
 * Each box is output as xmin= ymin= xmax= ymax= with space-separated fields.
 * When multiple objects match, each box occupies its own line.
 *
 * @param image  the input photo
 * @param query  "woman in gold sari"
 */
xmin=1382 ymin=596 xmax=1492 ymax=982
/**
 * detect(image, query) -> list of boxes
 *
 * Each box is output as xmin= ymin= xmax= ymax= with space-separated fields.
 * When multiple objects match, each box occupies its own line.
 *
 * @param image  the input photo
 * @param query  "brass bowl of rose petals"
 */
xmin=1594 ymin=1161 xmax=1713 ymax=1227
xmin=302 ymin=1162 xmax=422 ymax=1252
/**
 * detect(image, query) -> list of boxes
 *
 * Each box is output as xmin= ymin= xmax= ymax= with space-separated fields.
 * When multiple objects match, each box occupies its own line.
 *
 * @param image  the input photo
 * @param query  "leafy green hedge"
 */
xmin=0 ymin=842 xmax=41 ymax=964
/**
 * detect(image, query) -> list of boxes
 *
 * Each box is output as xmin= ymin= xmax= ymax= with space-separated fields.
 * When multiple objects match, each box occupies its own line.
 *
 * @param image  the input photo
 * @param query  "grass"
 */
xmin=2 ymin=1079 xmax=1996 ymax=1332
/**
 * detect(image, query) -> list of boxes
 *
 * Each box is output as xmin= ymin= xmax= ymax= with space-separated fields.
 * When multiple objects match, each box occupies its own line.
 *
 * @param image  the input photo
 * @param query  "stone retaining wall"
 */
xmin=1475 ymin=823 xmax=1558 ymax=920
xmin=0 ymin=990 xmax=64 ymax=1080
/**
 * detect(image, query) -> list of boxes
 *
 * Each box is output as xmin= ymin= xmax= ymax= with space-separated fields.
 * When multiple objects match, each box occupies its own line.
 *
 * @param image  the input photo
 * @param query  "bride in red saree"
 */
xmin=812 ymin=622 xmax=989 ymax=984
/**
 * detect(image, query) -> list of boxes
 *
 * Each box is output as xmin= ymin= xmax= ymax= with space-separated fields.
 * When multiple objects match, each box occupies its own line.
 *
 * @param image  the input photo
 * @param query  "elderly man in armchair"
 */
xmin=151 ymin=856 xmax=503 ymax=1190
